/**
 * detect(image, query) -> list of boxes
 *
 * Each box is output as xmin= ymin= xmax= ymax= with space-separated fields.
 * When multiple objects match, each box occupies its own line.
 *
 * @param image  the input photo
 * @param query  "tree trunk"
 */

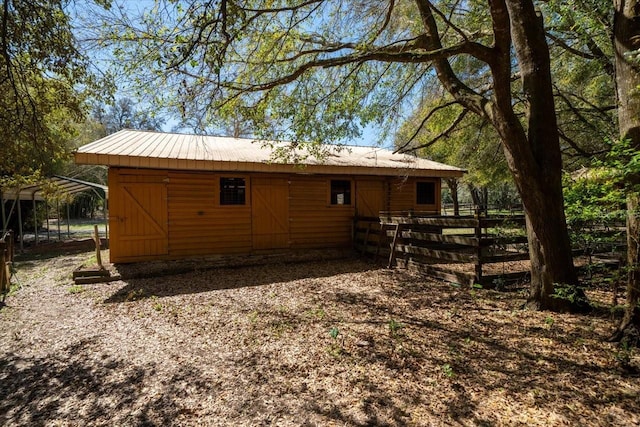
xmin=445 ymin=178 xmax=459 ymax=216
xmin=469 ymin=185 xmax=482 ymax=212
xmin=504 ymin=0 xmax=582 ymax=311
xmin=417 ymin=0 xmax=582 ymax=311
xmin=612 ymin=0 xmax=640 ymax=343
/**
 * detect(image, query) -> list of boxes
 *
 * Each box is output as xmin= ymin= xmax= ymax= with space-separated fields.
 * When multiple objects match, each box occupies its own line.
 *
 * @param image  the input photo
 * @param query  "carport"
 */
xmin=0 ymin=176 xmax=108 ymax=251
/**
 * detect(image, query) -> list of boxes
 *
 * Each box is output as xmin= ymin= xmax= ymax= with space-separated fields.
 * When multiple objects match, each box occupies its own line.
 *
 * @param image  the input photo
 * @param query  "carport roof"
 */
xmin=1 ymin=175 xmax=108 ymax=202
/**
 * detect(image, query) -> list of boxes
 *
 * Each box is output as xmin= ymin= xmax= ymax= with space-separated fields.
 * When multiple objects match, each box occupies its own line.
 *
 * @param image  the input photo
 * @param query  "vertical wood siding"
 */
xmin=288 ymin=177 xmax=355 ymax=248
xmin=167 ymin=171 xmax=252 ymax=257
xmin=388 ymin=177 xmax=441 ymax=213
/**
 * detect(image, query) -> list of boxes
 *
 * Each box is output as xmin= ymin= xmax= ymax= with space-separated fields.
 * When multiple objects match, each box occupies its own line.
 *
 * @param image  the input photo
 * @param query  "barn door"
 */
xmin=356 ymin=179 xmax=386 ymax=218
xmin=251 ymin=178 xmax=289 ymax=250
xmin=110 ymin=172 xmax=168 ymax=261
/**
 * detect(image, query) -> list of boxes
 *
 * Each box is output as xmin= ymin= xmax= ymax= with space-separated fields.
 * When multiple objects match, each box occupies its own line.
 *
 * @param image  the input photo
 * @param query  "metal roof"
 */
xmin=75 ymin=129 xmax=466 ymax=178
xmin=1 ymin=175 xmax=108 ymax=201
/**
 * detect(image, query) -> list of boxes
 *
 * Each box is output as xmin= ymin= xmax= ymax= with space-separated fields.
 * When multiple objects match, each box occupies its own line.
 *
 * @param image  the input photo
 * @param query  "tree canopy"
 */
xmin=0 ymin=0 xmax=108 ymax=176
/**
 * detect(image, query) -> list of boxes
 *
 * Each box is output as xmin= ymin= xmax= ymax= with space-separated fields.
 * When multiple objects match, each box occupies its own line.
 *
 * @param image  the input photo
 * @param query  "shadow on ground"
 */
xmin=105 ymin=253 xmax=374 ymax=303
xmin=0 ymin=338 xmax=214 ymax=426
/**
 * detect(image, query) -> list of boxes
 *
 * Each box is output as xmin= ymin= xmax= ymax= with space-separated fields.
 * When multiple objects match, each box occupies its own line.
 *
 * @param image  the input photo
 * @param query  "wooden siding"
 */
xmin=107 ymin=168 xmax=443 ymax=262
xmin=389 ymin=177 xmax=441 ymax=213
xmin=288 ymin=177 xmax=354 ymax=248
xmin=167 ymin=171 xmax=252 ymax=257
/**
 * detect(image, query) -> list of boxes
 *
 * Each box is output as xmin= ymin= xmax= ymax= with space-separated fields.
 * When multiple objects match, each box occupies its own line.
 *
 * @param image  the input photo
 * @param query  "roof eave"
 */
xmin=74 ymin=152 xmax=465 ymax=178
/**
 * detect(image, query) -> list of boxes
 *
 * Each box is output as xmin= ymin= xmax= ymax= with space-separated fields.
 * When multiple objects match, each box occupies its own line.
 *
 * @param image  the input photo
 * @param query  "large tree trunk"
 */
xmin=503 ymin=0 xmax=582 ymax=311
xmin=612 ymin=0 xmax=640 ymax=343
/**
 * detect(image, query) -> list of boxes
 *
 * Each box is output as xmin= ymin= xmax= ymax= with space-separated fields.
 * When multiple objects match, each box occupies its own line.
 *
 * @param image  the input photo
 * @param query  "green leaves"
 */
xmin=0 ymin=0 xmax=104 ymax=176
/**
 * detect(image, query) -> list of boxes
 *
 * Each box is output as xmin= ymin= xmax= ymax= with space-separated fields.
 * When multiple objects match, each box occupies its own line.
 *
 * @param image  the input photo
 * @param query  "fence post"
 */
xmin=0 ymin=241 xmax=6 ymax=296
xmin=362 ymin=222 xmax=372 ymax=255
xmin=94 ymin=225 xmax=104 ymax=269
xmin=474 ymin=208 xmax=483 ymax=285
xmin=388 ymin=223 xmax=402 ymax=269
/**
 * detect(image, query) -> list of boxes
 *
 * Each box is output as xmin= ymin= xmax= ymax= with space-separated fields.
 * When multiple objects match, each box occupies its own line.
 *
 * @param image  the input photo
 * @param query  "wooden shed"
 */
xmin=74 ymin=130 xmax=464 ymax=263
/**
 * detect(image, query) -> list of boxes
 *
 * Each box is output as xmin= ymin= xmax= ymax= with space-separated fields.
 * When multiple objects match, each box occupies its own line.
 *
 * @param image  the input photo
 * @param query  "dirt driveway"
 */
xmin=0 ymin=249 xmax=638 ymax=426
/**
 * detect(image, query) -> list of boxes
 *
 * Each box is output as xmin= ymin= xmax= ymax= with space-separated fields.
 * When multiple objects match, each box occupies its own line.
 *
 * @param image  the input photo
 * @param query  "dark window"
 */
xmin=220 ymin=177 xmax=246 ymax=205
xmin=330 ymin=180 xmax=351 ymax=205
xmin=416 ymin=181 xmax=436 ymax=205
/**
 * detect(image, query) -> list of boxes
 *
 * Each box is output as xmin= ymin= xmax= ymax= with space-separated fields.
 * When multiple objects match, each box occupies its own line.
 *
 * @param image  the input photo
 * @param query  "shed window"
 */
xmin=220 ymin=177 xmax=246 ymax=205
xmin=416 ymin=181 xmax=436 ymax=205
xmin=330 ymin=180 xmax=351 ymax=205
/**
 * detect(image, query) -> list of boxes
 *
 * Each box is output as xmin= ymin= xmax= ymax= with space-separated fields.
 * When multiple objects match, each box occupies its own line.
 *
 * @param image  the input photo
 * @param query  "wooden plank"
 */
xmin=93 ymin=225 xmax=103 ymax=269
xmin=402 ymin=231 xmax=479 ymax=247
xmin=396 ymin=244 xmax=475 ymax=263
xmin=480 ymin=252 xmax=530 ymax=263
xmin=397 ymin=260 xmax=476 ymax=286
xmin=480 ymin=235 xmax=528 ymax=246
xmin=73 ymin=269 xmax=111 ymax=278
xmin=480 ymin=271 xmax=531 ymax=287
xmin=362 ymin=222 xmax=372 ymax=255
xmin=74 ymin=274 xmax=122 ymax=285
xmin=479 ymin=216 xmax=526 ymax=227
xmin=387 ymin=224 xmax=402 ymax=268
xmin=383 ymin=216 xmax=480 ymax=227
xmin=474 ymin=214 xmax=483 ymax=283
xmin=0 ymin=242 xmax=6 ymax=295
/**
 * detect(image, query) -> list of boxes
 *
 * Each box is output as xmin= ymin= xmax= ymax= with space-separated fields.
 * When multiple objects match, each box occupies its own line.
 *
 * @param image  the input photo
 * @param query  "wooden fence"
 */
xmin=0 ymin=231 xmax=15 ymax=298
xmin=355 ymin=212 xmax=530 ymax=287
xmin=354 ymin=211 xmax=626 ymax=287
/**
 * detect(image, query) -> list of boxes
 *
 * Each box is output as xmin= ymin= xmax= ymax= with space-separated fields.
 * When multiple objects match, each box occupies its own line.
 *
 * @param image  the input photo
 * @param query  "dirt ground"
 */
xmin=0 ymin=248 xmax=639 ymax=426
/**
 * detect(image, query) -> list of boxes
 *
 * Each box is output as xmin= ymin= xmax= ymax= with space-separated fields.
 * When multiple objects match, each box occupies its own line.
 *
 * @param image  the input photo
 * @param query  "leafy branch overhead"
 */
xmin=97 ymin=1 xmax=508 ymax=144
xmin=0 ymin=0 xmax=112 ymax=175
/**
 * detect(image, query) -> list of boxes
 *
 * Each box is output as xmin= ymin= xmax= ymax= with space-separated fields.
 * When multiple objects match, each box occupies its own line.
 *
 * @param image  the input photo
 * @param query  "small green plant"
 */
xmin=67 ymin=285 xmax=85 ymax=294
xmin=248 ymin=310 xmax=259 ymax=324
xmin=388 ymin=319 xmax=404 ymax=337
xmin=270 ymin=320 xmax=292 ymax=337
xmin=492 ymin=277 xmax=506 ymax=291
xmin=152 ymin=301 xmax=163 ymax=312
xmin=305 ymin=307 xmax=326 ymax=320
xmin=329 ymin=327 xmax=340 ymax=340
xmin=327 ymin=326 xmax=345 ymax=357
xmin=614 ymin=339 xmax=635 ymax=368
xmin=442 ymin=363 xmax=455 ymax=378
xmin=544 ymin=316 xmax=555 ymax=328
xmin=551 ymin=283 xmax=589 ymax=306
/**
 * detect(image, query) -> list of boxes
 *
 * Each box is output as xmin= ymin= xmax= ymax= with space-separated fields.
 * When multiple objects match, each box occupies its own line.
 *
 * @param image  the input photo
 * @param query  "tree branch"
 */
xmin=400 ymin=109 xmax=469 ymax=153
xmin=393 ymin=100 xmax=460 ymax=153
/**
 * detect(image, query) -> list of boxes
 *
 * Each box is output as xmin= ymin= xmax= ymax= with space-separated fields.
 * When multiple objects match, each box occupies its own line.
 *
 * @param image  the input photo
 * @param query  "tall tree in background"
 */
xmin=92 ymin=97 xmax=165 ymax=135
xmin=99 ymin=0 xmax=585 ymax=311
xmin=0 ymin=0 xmax=108 ymax=176
xmin=611 ymin=0 xmax=640 ymax=342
